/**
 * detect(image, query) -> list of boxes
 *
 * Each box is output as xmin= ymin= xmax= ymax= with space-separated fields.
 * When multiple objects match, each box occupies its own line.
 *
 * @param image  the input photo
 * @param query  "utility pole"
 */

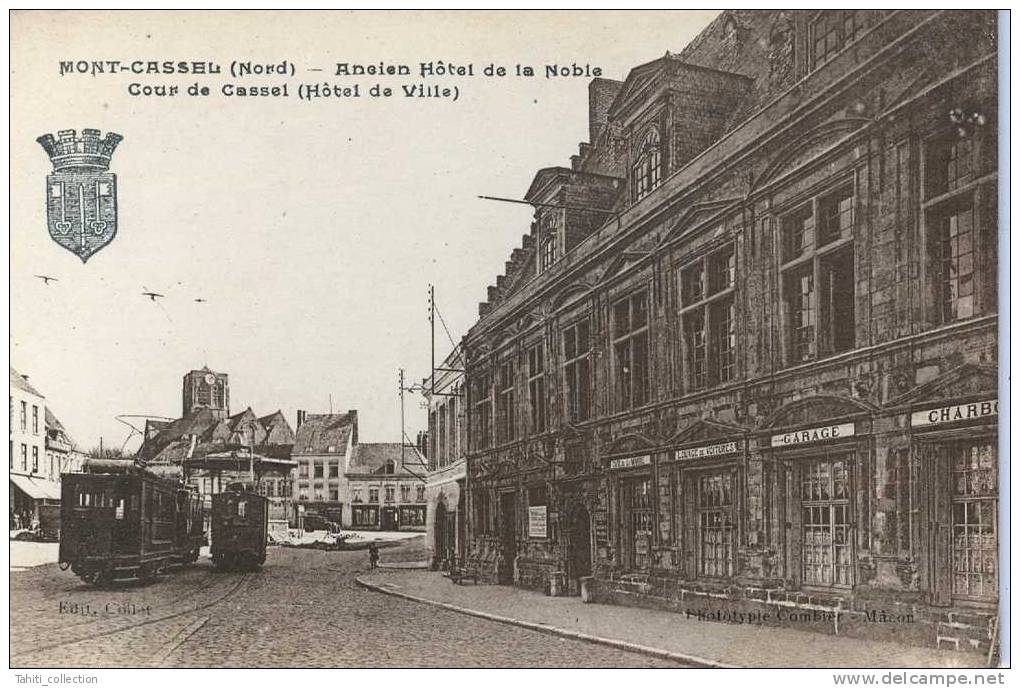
xmin=429 ymin=283 xmax=435 ymax=396
xmin=399 ymin=367 xmax=406 ymax=469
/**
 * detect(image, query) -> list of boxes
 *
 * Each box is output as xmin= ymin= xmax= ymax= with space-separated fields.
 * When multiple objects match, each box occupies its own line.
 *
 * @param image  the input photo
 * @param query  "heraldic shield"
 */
xmin=45 ymin=172 xmax=118 ymax=262
xmin=37 ymin=129 xmax=123 ymax=263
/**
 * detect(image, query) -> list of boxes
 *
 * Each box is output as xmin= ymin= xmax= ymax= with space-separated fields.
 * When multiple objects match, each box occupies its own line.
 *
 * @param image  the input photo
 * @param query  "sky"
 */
xmin=10 ymin=10 xmax=719 ymax=453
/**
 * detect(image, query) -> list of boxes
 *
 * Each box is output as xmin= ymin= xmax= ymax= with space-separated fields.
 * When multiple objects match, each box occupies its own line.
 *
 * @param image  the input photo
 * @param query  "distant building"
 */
xmin=291 ymin=410 xmax=357 ymax=526
xmin=137 ymin=367 xmax=297 ymax=533
xmin=423 ymin=345 xmax=466 ymax=567
xmin=45 ymin=408 xmax=86 ymax=481
xmin=182 ymin=367 xmax=230 ymax=419
xmin=9 ymin=367 xmax=56 ymax=525
xmin=345 ymin=443 xmax=427 ymax=531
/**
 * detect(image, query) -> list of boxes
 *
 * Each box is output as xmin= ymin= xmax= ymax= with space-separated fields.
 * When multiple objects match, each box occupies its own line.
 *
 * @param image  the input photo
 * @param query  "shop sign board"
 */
xmin=609 ymin=454 xmax=651 ymax=470
xmin=675 ymin=440 xmax=741 ymax=461
xmin=771 ymin=422 xmax=855 ymax=448
xmin=911 ymin=400 xmax=997 ymax=427
xmin=593 ymin=510 xmax=608 ymax=544
xmin=528 ymin=505 xmax=548 ymax=538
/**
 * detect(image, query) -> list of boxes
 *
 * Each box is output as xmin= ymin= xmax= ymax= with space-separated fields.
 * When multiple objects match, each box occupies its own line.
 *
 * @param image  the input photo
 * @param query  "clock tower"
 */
xmin=182 ymin=367 xmax=230 ymax=419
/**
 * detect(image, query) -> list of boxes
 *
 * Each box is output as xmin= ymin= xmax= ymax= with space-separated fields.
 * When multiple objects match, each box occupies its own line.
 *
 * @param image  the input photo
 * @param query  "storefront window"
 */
xmin=622 ymin=477 xmax=653 ymax=569
xmin=353 ymin=505 xmax=378 ymax=527
xmin=697 ymin=472 xmax=735 ymax=578
xmin=400 ymin=505 xmax=426 ymax=527
xmin=951 ymin=441 xmax=997 ymax=600
xmin=801 ymin=456 xmax=853 ymax=587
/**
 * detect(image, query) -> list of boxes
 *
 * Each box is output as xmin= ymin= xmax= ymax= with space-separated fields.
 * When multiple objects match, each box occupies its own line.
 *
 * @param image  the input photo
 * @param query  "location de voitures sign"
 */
xmin=674 ymin=440 xmax=741 ymax=461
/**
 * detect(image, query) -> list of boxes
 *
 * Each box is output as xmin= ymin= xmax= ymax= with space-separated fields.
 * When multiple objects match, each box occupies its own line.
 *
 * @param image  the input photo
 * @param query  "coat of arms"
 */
xmin=36 ymin=129 xmax=123 ymax=263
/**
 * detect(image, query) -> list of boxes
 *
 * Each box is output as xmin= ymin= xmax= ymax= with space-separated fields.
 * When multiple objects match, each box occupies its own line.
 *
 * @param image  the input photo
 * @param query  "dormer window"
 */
xmin=810 ymin=11 xmax=866 ymax=70
xmin=539 ymin=212 xmax=558 ymax=271
xmin=541 ymin=236 xmax=556 ymax=271
xmin=633 ymin=127 xmax=662 ymax=201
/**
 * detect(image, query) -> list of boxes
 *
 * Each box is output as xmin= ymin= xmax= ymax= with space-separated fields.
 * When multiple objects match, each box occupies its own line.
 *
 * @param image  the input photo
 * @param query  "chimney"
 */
xmin=348 ymin=410 xmax=359 ymax=446
xmin=588 ymin=78 xmax=623 ymax=143
xmin=296 ymin=410 xmax=306 ymax=428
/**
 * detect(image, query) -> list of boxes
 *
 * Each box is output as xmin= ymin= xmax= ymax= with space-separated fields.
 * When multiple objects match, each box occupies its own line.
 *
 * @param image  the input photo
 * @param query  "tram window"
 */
xmin=237 ymin=500 xmax=247 ymax=518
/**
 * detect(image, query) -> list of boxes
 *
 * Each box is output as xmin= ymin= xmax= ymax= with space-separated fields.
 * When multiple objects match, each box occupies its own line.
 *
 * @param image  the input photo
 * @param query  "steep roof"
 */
xmin=259 ymin=410 xmax=288 ymax=427
xmin=136 ymin=408 xmax=225 ymax=460
xmin=675 ymin=9 xmax=796 ymax=123
xmin=227 ymin=407 xmax=258 ymax=429
xmin=292 ymin=412 xmax=356 ymax=455
xmin=45 ymin=407 xmax=77 ymax=447
xmin=10 ymin=366 xmax=44 ymax=398
xmin=44 ymin=407 xmax=65 ymax=433
xmin=347 ymin=443 xmax=421 ymax=476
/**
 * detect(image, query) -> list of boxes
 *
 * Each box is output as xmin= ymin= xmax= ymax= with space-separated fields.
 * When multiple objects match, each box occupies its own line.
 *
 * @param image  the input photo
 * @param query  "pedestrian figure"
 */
xmin=368 ymin=542 xmax=379 ymax=570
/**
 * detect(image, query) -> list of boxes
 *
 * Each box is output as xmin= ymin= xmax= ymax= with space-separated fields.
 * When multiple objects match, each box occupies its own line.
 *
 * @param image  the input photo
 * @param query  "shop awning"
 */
xmin=10 ymin=474 xmax=62 ymax=501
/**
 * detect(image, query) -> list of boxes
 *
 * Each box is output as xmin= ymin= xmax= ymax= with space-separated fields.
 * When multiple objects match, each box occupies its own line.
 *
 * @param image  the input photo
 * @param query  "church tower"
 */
xmin=182 ymin=367 xmax=230 ymax=419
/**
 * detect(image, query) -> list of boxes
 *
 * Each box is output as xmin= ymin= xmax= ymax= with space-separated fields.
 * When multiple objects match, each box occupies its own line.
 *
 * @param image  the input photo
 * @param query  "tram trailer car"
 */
xmin=211 ymin=485 xmax=268 ymax=571
xmin=59 ymin=461 xmax=205 ymax=585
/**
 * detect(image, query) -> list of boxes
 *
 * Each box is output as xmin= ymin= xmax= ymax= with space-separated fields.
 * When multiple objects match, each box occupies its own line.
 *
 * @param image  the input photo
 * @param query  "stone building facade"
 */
xmin=461 ymin=10 xmax=999 ymax=654
xmin=423 ymin=345 xmax=467 ymax=567
xmin=291 ymin=410 xmax=357 ymax=526
xmin=9 ymin=368 xmax=60 ymax=524
xmin=345 ymin=443 xmax=427 ymax=531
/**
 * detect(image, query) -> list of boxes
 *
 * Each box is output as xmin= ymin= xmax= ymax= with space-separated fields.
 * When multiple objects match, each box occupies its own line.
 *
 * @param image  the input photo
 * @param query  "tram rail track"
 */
xmin=10 ymin=564 xmax=225 ymax=643
xmin=10 ymin=571 xmax=251 ymax=662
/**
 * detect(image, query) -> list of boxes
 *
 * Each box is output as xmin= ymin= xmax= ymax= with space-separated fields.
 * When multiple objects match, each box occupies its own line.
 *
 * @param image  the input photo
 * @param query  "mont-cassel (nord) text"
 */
xmin=57 ymin=59 xmax=604 ymax=102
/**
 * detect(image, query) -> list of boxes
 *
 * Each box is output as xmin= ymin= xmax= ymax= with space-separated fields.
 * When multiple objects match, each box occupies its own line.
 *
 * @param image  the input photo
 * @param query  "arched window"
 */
xmin=633 ymin=127 xmax=662 ymax=201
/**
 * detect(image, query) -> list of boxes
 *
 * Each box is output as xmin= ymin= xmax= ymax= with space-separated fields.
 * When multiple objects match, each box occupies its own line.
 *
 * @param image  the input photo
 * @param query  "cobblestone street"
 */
xmin=10 ymin=537 xmax=678 ymax=668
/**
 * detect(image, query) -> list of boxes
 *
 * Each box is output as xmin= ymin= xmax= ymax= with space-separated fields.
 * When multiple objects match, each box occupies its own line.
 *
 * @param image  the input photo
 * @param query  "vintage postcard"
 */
xmin=8 ymin=9 xmax=1008 ymax=678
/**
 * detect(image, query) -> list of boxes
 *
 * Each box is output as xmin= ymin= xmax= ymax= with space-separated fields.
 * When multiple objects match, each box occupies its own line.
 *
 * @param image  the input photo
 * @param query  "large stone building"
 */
xmin=461 ymin=10 xmax=998 ymax=654
xmin=423 ymin=345 xmax=467 ymax=566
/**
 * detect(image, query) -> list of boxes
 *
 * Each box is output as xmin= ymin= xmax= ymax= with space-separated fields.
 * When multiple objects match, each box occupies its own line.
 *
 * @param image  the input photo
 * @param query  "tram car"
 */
xmin=211 ymin=483 xmax=269 ymax=571
xmin=59 ymin=460 xmax=205 ymax=585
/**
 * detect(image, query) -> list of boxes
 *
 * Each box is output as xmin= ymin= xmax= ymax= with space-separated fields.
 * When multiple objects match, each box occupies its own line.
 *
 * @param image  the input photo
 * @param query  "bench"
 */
xmin=449 ymin=564 xmax=480 ymax=585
